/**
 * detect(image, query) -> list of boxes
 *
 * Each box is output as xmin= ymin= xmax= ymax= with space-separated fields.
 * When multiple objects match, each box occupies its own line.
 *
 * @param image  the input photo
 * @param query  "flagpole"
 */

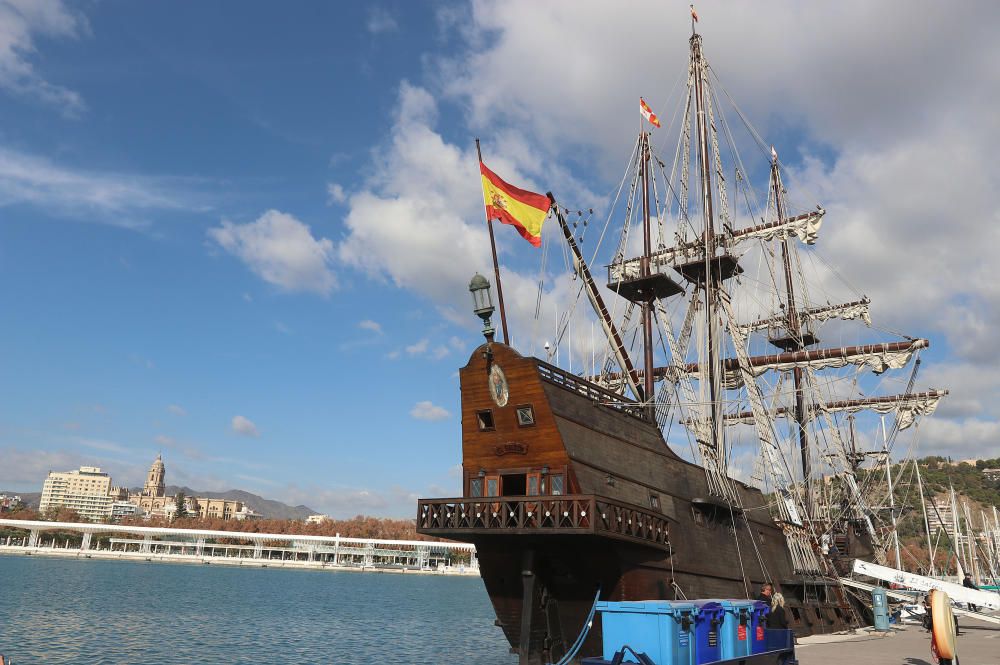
xmin=476 ymin=138 xmax=510 ymax=345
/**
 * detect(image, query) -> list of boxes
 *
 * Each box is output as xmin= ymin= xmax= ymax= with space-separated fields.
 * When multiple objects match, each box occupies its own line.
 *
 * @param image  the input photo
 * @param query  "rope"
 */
xmin=548 ymin=585 xmax=601 ymax=665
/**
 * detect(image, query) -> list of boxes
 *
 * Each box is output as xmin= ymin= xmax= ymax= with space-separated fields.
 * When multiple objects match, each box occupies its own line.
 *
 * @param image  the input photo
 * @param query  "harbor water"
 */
xmin=0 ymin=556 xmax=515 ymax=664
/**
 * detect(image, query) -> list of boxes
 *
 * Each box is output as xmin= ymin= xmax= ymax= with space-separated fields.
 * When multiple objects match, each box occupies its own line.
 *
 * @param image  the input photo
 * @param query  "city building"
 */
xmin=127 ymin=455 xmax=259 ymax=521
xmin=306 ymin=514 xmax=330 ymax=524
xmin=131 ymin=454 xmax=170 ymax=515
xmin=0 ymin=493 xmax=23 ymax=513
xmin=111 ymin=501 xmax=139 ymax=519
xmin=982 ymin=468 xmax=1000 ymax=482
xmin=39 ymin=466 xmax=115 ymax=521
xmin=37 ymin=456 xmax=260 ymax=523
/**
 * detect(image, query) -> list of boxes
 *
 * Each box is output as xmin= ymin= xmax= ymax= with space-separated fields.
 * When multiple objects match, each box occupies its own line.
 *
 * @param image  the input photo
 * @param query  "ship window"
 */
xmin=549 ymin=474 xmax=564 ymax=495
xmin=516 ymin=406 xmax=535 ymax=427
xmin=649 ymin=494 xmax=660 ymax=511
xmin=527 ymin=473 xmax=540 ymax=496
xmin=486 ymin=477 xmax=499 ymax=496
xmin=470 ymin=479 xmax=483 ymax=497
xmin=476 ymin=410 xmax=495 ymax=431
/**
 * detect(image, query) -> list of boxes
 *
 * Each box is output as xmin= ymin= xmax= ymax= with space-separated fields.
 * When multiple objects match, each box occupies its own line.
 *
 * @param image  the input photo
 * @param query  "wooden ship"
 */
xmin=418 ymin=21 xmax=946 ymax=665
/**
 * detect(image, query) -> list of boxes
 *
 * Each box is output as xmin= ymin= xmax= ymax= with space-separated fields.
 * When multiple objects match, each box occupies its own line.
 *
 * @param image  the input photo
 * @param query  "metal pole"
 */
xmin=476 ymin=139 xmax=510 ymax=345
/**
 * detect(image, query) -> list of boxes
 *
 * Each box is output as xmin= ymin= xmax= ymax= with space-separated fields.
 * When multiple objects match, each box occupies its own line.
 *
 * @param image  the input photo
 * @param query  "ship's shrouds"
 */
xmin=480 ymin=161 xmax=550 ymax=247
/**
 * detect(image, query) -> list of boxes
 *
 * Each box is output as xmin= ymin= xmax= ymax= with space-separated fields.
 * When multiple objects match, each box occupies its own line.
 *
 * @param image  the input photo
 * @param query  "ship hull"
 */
xmin=419 ymin=344 xmax=857 ymax=663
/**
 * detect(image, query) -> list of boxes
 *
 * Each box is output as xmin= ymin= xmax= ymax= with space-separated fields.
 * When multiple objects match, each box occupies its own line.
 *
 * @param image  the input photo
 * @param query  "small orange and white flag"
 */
xmin=771 ymin=145 xmax=778 ymax=162
xmin=690 ymin=5 xmax=699 ymax=22
xmin=640 ymin=98 xmax=661 ymax=128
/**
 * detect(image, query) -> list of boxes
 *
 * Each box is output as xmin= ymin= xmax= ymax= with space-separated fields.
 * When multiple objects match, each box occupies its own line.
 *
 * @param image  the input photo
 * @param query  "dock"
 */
xmin=0 ymin=518 xmax=479 ymax=576
xmin=796 ymin=616 xmax=1000 ymax=664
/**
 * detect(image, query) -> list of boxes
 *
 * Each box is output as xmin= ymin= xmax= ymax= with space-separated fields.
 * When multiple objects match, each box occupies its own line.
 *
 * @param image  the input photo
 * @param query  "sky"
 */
xmin=1 ymin=0 xmax=999 ymax=517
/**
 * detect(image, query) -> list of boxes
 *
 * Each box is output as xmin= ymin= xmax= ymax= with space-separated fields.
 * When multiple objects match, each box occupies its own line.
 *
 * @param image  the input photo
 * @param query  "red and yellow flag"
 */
xmin=480 ymin=162 xmax=550 ymax=247
xmin=640 ymin=98 xmax=661 ymax=127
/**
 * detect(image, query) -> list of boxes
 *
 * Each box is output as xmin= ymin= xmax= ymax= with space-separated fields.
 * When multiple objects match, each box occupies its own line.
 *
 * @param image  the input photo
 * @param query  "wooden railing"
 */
xmin=417 ymin=494 xmax=671 ymax=551
xmin=536 ymin=362 xmax=649 ymax=421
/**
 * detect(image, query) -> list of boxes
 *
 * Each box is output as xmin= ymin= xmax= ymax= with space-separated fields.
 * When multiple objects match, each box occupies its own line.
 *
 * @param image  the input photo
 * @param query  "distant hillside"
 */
xmin=1 ymin=488 xmax=315 ymax=520
xmin=1 ymin=491 xmax=41 ymax=509
xmin=163 ymin=486 xmax=316 ymax=520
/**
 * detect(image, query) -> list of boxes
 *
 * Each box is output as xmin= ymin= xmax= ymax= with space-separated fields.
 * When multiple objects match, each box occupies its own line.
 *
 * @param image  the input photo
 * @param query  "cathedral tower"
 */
xmin=143 ymin=454 xmax=166 ymax=498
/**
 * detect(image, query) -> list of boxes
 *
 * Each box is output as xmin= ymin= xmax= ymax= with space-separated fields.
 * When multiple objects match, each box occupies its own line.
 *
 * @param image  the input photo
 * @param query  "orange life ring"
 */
xmin=930 ymin=588 xmax=956 ymax=660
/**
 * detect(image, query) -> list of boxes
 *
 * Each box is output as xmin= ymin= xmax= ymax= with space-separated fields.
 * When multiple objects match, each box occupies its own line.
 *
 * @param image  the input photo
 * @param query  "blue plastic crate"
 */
xmin=595 ymin=600 xmax=698 ymax=665
xmin=689 ymin=601 xmax=725 ymax=665
xmin=749 ymin=601 xmax=770 ymax=654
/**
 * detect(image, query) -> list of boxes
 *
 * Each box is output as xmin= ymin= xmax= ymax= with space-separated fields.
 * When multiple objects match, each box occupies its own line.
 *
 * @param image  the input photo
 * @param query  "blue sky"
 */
xmin=1 ymin=1 xmax=998 ymax=516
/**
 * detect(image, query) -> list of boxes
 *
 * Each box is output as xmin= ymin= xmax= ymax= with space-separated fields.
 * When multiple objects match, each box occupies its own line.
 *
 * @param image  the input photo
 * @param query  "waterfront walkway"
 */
xmin=0 ymin=518 xmax=478 ymax=575
xmin=797 ymin=616 xmax=1000 ymax=664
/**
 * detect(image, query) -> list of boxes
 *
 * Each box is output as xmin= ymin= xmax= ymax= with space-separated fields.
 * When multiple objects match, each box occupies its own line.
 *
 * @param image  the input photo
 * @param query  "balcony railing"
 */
xmin=536 ymin=362 xmax=649 ymax=421
xmin=417 ymin=494 xmax=671 ymax=551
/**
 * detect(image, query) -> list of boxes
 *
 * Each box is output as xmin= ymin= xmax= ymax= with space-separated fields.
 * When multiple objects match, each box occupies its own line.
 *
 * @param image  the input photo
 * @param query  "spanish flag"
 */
xmin=480 ymin=162 xmax=551 ymax=247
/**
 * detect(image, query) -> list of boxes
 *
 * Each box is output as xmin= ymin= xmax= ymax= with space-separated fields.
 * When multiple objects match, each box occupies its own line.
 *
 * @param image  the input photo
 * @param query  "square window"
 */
xmin=469 ymin=479 xmax=483 ymax=498
xmin=486 ymin=478 xmax=499 ymax=496
xmin=549 ymin=474 xmax=564 ymax=495
xmin=476 ymin=410 xmax=495 ymax=431
xmin=516 ymin=406 xmax=535 ymax=427
xmin=649 ymin=494 xmax=660 ymax=511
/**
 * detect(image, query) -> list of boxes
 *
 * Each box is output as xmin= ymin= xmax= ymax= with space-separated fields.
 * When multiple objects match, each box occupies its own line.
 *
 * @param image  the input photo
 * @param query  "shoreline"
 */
xmin=0 ymin=545 xmax=480 ymax=576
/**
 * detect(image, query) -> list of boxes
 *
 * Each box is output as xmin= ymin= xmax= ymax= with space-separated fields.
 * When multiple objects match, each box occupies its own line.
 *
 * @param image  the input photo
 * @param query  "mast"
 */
xmin=771 ymin=155 xmax=812 ymax=513
xmin=690 ymin=31 xmax=723 ymax=456
xmin=914 ymin=459 xmax=935 ymax=576
xmin=549 ymin=194 xmax=644 ymax=401
xmin=476 ymin=139 xmax=510 ymax=344
xmin=640 ymin=132 xmax=656 ymax=415
xmin=880 ymin=416 xmax=902 ymax=570
xmin=950 ymin=485 xmax=964 ymax=578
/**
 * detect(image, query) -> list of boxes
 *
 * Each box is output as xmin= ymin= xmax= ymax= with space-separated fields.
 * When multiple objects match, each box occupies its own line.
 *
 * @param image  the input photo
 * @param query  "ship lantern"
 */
xmin=469 ymin=273 xmax=495 ymax=340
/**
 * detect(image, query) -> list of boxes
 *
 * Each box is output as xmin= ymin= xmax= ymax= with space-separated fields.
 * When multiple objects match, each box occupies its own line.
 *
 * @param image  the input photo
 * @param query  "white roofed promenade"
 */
xmin=0 ymin=518 xmax=477 ymax=575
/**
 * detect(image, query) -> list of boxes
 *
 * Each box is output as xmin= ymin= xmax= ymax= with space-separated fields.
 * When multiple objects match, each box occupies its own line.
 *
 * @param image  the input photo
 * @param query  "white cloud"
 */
xmin=167 ymin=404 xmax=186 ymax=417
xmin=0 ymin=0 xmax=86 ymax=114
xmin=231 ymin=415 xmax=260 ymax=438
xmin=0 ymin=147 xmax=199 ymax=227
xmin=274 ymin=321 xmax=292 ymax=335
xmin=410 ymin=400 xmax=451 ymax=421
xmin=154 ymin=434 xmax=176 ymax=448
xmin=326 ymin=182 xmax=347 ymax=205
xmin=366 ymin=7 xmax=398 ymax=34
xmin=330 ymin=0 xmax=1000 ymax=464
xmin=208 ymin=209 xmax=337 ymax=295
xmin=358 ymin=319 xmax=383 ymax=335
xmin=405 ymin=338 xmax=429 ymax=355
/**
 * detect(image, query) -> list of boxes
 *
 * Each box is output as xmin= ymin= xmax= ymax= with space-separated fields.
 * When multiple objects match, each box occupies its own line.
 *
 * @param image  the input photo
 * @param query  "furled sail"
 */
xmin=721 ymin=389 xmax=948 ymax=430
xmin=739 ymin=298 xmax=872 ymax=334
xmin=608 ymin=210 xmax=824 ymax=283
xmin=695 ymin=339 xmax=929 ymax=389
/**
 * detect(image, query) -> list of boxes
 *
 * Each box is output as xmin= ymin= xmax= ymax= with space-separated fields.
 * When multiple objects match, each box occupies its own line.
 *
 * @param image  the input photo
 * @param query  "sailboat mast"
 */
xmin=914 ymin=459 xmax=935 ymax=576
xmin=770 ymin=158 xmax=811 ymax=512
xmin=640 ymin=132 xmax=655 ymax=411
xmin=690 ymin=32 xmax=722 ymax=454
